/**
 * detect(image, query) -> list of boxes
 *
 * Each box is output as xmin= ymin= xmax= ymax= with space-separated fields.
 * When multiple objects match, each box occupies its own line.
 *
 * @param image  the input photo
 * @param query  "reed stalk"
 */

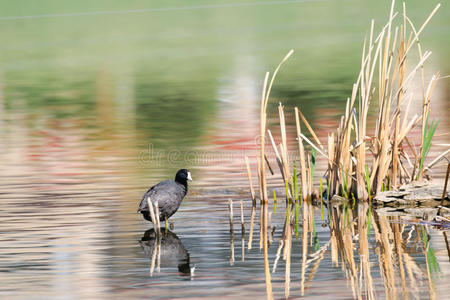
xmin=285 ymin=180 xmax=290 ymax=226
xmin=262 ymin=203 xmax=272 ymax=300
xmin=310 ymin=149 xmax=317 ymax=195
xmin=239 ymin=201 xmax=245 ymax=260
xmin=273 ymin=190 xmax=277 ymax=214
xmin=146 ymin=196 xmax=158 ymax=234
xmin=240 ymin=200 xmax=245 ymax=234
xmin=229 ymin=199 xmax=235 ymax=266
xmin=230 ymin=230 xmax=235 ymax=266
xmin=294 ymin=164 xmax=299 ymax=238
xmin=257 ymin=50 xmax=293 ymax=300
xmin=149 ymin=234 xmax=159 ymax=276
xmin=300 ymin=201 xmax=309 ymax=296
xmin=393 ymin=219 xmax=408 ymax=299
xmin=417 ymin=115 xmax=439 ymax=180
xmin=241 ymin=232 xmax=245 ymax=262
xmin=278 ymin=104 xmax=292 ymax=196
xmin=284 ymin=222 xmax=292 ymax=299
xmin=248 ymin=204 xmax=256 ymax=250
xmin=421 ymin=227 xmax=437 ymax=299
xmin=245 ymin=156 xmax=256 ymax=205
xmin=259 ymin=200 xmax=263 ymax=250
xmin=272 ymin=236 xmax=284 ymax=273
xmin=443 ymin=231 xmax=450 ymax=262
xmin=154 ymin=201 xmax=161 ymax=236
xmin=441 ymin=163 xmax=450 ymax=206
xmin=295 ymin=107 xmax=308 ymax=201
xmin=228 ymin=199 xmax=234 ymax=234
xmin=320 ymin=178 xmax=324 ymax=220
xmin=156 ymin=236 xmax=161 ymax=273
xmin=378 ymin=217 xmax=397 ymax=299
xmin=358 ymin=203 xmax=375 ymax=300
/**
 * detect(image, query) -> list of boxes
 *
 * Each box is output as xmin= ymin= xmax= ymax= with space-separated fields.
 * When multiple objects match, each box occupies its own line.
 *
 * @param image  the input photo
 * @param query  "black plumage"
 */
xmin=138 ymin=169 xmax=192 ymax=222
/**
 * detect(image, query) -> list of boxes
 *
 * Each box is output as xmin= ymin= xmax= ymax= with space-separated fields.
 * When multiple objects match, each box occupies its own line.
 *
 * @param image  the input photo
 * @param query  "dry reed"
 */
xmin=229 ymin=199 xmax=235 ymax=266
xmin=247 ymin=0 xmax=443 ymax=207
xmin=147 ymin=197 xmax=161 ymax=236
xmin=240 ymin=1 xmax=444 ymax=298
xmin=253 ymin=48 xmax=293 ymax=300
xmin=228 ymin=199 xmax=234 ymax=233
xmin=240 ymin=200 xmax=246 ymax=261
xmin=154 ymin=201 xmax=161 ymax=235
xmin=441 ymin=163 xmax=450 ymax=206
xmin=245 ymin=156 xmax=256 ymax=205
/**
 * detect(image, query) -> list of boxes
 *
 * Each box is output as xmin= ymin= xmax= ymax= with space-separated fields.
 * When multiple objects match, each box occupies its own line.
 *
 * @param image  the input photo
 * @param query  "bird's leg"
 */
xmin=165 ymin=217 xmax=168 ymax=232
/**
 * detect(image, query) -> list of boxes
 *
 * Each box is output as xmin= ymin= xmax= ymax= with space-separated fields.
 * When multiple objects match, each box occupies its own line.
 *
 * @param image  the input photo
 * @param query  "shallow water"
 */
xmin=0 ymin=0 xmax=449 ymax=299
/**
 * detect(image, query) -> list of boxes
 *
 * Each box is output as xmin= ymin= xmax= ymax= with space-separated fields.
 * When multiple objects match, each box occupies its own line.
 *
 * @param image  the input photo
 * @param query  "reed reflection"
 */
xmin=139 ymin=229 xmax=191 ymax=276
xmin=328 ymin=201 xmax=441 ymax=300
xmin=232 ymin=196 xmax=445 ymax=299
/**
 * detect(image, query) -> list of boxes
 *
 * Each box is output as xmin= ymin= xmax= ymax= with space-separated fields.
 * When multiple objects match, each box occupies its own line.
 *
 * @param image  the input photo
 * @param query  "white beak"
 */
xmin=187 ymin=172 xmax=193 ymax=181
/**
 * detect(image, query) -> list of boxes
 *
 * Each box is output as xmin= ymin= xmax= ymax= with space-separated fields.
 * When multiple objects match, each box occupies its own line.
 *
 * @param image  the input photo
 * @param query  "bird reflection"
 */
xmin=139 ymin=228 xmax=191 ymax=276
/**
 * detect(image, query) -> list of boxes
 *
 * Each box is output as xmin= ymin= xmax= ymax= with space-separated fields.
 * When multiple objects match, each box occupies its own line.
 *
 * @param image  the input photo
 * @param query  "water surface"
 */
xmin=0 ymin=0 xmax=449 ymax=299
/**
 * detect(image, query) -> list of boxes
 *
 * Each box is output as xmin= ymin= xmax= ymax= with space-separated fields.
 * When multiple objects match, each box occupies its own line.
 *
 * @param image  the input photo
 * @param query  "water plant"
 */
xmin=272 ymin=189 xmax=277 ymax=214
xmin=240 ymin=1 xmax=446 ymax=299
xmin=320 ymin=178 xmax=324 ymax=219
xmin=247 ymin=0 xmax=444 ymax=207
xmin=417 ymin=115 xmax=439 ymax=180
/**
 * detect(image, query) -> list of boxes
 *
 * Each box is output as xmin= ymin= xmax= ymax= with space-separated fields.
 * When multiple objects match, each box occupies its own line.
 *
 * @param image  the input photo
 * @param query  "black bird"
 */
xmin=138 ymin=169 xmax=192 ymax=225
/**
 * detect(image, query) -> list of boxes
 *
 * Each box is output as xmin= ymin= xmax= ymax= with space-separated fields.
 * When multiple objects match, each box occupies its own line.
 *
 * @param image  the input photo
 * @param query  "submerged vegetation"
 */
xmin=237 ymin=1 xmax=449 ymax=299
xmin=228 ymin=194 xmax=449 ymax=299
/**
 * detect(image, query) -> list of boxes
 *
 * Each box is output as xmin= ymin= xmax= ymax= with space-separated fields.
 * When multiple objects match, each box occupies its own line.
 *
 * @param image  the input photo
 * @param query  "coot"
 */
xmin=138 ymin=169 xmax=192 ymax=223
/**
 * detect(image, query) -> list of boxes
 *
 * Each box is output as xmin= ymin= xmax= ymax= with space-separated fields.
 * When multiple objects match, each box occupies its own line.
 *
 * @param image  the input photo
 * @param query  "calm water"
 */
xmin=0 ymin=0 xmax=449 ymax=299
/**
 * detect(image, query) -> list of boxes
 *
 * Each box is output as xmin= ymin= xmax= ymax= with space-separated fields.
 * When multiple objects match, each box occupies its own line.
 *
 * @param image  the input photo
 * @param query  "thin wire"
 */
xmin=0 ymin=0 xmax=322 ymax=21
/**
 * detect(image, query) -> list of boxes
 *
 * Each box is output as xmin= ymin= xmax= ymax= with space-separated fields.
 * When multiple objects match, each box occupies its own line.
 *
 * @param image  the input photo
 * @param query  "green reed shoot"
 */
xmin=326 ymin=179 xmax=331 ymax=221
xmin=285 ymin=180 xmax=290 ymax=225
xmin=294 ymin=164 xmax=298 ymax=200
xmin=273 ymin=190 xmax=277 ymax=214
xmin=364 ymin=164 xmax=371 ymax=199
xmin=295 ymin=203 xmax=300 ymax=239
xmin=343 ymin=202 xmax=348 ymax=226
xmin=340 ymin=168 xmax=349 ymax=199
xmin=312 ymin=218 xmax=320 ymax=252
xmin=417 ymin=114 xmax=439 ymax=180
xmin=421 ymin=226 xmax=441 ymax=275
xmin=310 ymin=148 xmax=317 ymax=183
xmin=351 ymin=193 xmax=356 ymax=209
xmin=326 ymin=179 xmax=330 ymax=202
xmin=320 ymin=178 xmax=324 ymax=220
xmin=300 ymin=186 xmax=303 ymax=216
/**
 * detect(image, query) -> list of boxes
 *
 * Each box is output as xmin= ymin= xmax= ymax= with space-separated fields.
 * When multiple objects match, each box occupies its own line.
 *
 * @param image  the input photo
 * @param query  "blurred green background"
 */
xmin=0 ymin=0 xmax=448 ymax=164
